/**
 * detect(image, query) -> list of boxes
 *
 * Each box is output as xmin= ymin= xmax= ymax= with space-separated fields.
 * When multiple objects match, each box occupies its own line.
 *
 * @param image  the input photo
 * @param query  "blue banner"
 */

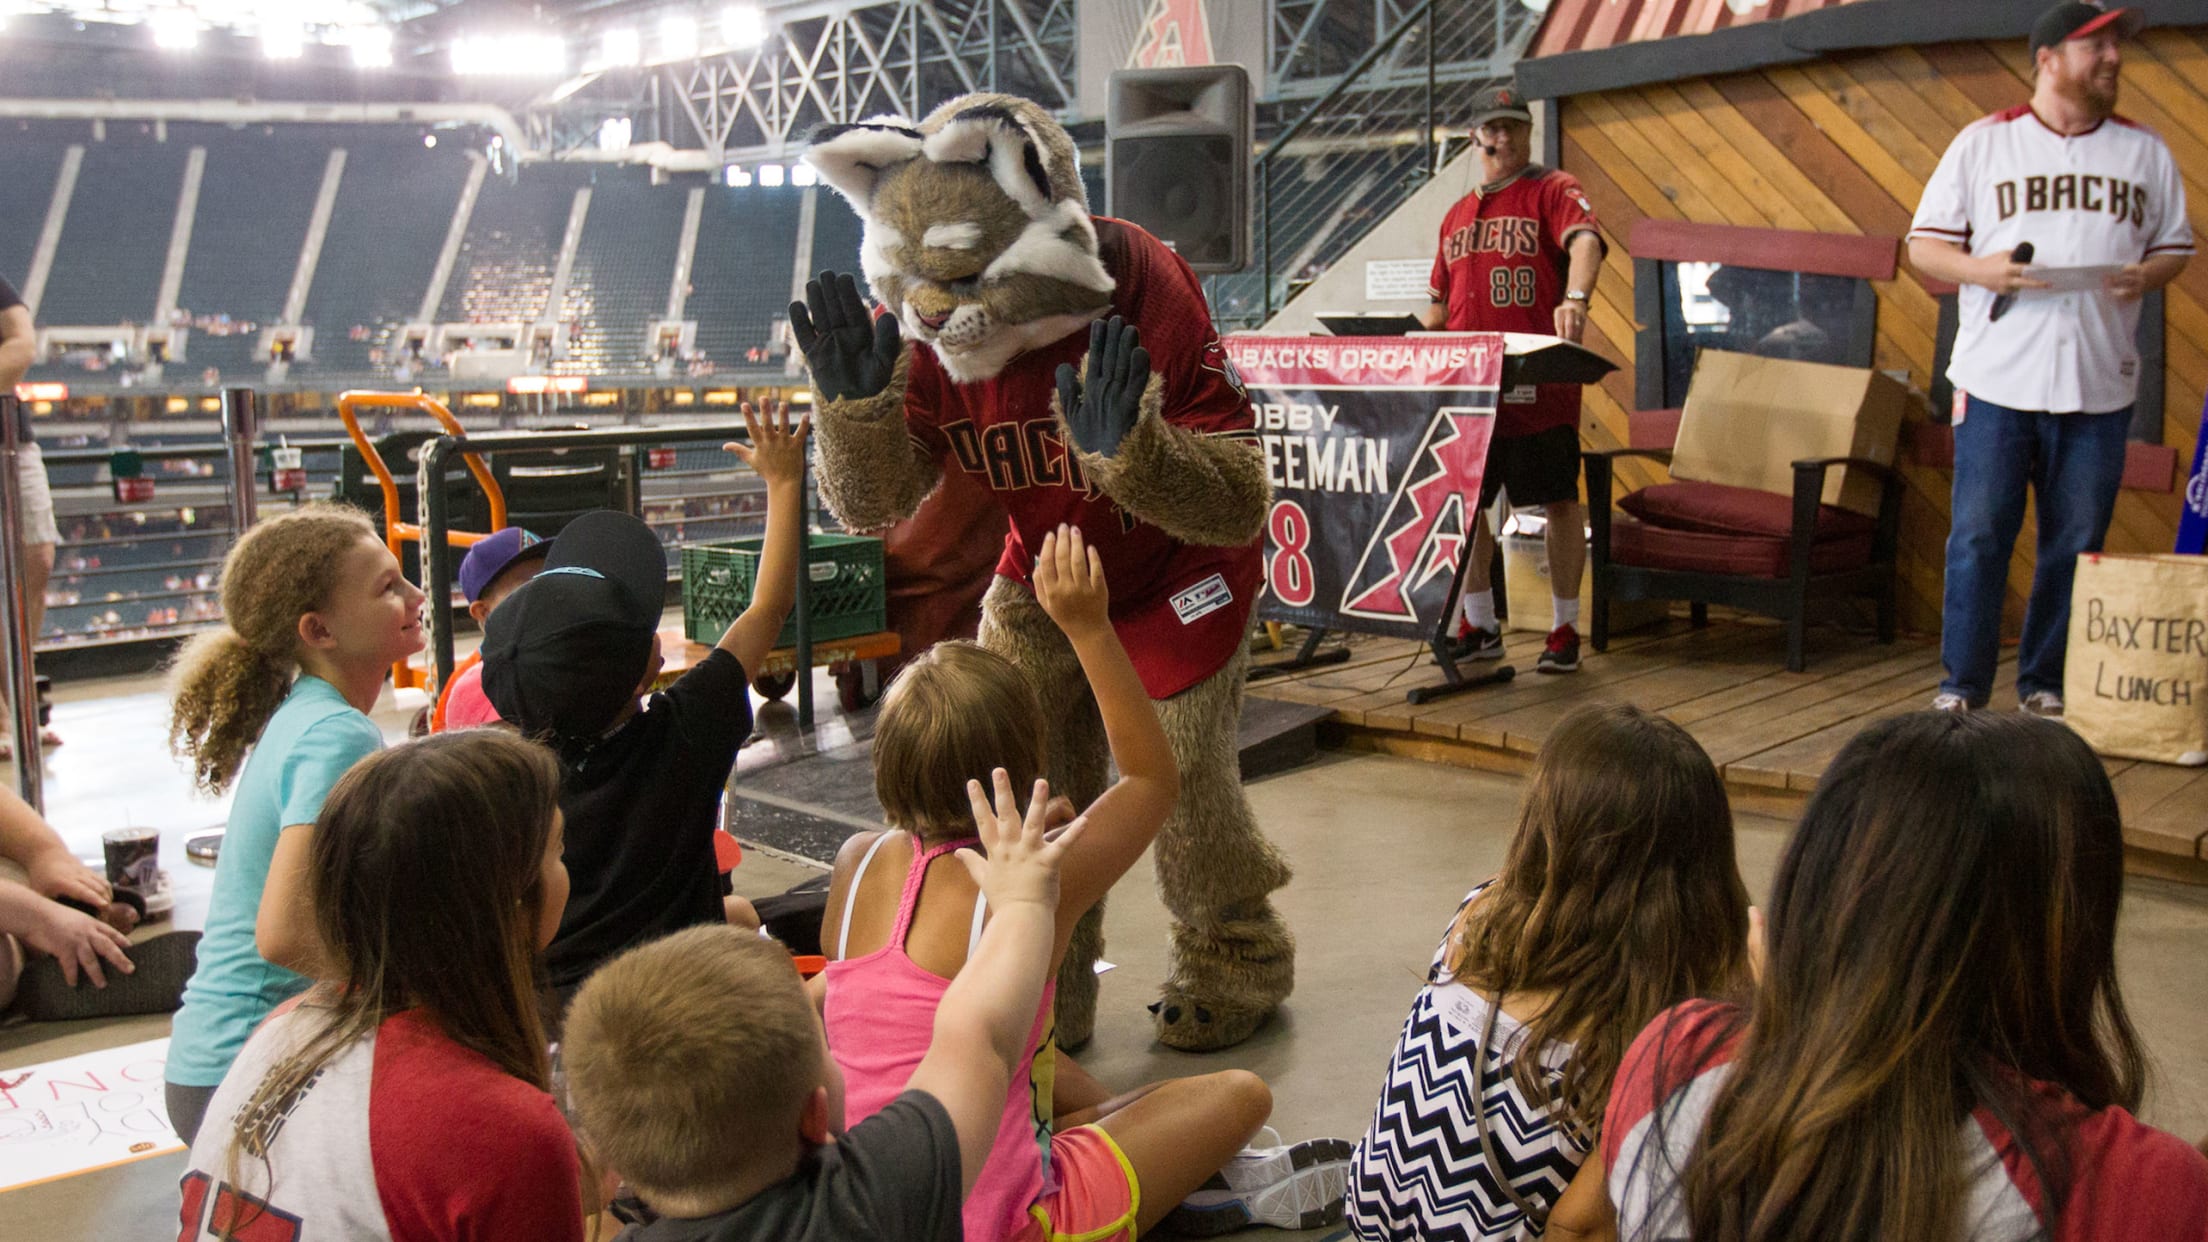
xmin=2181 ymin=391 xmax=2208 ymax=555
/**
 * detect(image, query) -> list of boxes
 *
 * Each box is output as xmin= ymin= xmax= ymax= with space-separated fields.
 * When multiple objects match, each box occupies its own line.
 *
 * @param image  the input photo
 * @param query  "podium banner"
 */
xmin=1225 ymin=334 xmax=1501 ymax=640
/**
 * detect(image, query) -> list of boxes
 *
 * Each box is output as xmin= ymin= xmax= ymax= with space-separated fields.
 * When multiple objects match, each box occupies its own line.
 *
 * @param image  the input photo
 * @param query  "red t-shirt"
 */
xmin=1429 ymin=167 xmax=1602 ymax=438
xmin=904 ymin=217 xmax=1263 ymax=699
xmin=1602 ymin=1000 xmax=2208 ymax=1242
xmin=178 ymin=1006 xmax=582 ymax=1242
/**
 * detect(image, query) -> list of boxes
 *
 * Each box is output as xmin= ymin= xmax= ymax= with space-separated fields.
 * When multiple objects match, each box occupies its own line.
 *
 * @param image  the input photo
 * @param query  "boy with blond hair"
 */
xmin=562 ymin=768 xmax=1083 ymax=1240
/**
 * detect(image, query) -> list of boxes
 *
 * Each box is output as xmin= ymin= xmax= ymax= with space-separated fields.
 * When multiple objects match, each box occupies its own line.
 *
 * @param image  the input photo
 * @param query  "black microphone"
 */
xmin=1481 ymin=144 xmax=1498 ymax=156
xmin=1988 ymin=241 xmax=2034 ymax=323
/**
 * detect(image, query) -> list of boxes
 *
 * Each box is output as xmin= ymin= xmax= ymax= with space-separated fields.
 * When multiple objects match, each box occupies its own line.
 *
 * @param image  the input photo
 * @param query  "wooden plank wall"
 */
xmin=1560 ymin=31 xmax=2208 ymax=634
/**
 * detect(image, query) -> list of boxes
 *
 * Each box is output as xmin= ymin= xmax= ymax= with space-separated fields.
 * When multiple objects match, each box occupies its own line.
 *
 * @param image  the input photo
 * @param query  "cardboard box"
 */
xmin=1669 ymin=350 xmax=1909 ymax=518
xmin=1501 ymin=512 xmax=1668 ymax=635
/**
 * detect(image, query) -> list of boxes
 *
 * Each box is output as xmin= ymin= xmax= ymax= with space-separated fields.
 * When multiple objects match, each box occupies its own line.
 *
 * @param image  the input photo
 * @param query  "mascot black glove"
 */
xmin=790 ymin=271 xmax=902 ymax=402
xmin=1056 ymin=316 xmax=1152 ymax=460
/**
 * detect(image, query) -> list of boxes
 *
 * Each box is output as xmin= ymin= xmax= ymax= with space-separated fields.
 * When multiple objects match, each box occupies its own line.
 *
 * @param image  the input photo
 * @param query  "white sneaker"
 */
xmin=2020 ymin=691 xmax=2065 ymax=719
xmin=1164 ymin=1131 xmax=1354 ymax=1236
xmin=1931 ymin=692 xmax=1970 ymax=714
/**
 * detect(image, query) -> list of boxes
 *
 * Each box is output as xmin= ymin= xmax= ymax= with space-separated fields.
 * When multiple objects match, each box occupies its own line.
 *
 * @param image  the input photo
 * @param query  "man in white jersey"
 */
xmin=1908 ymin=2 xmax=2192 ymax=717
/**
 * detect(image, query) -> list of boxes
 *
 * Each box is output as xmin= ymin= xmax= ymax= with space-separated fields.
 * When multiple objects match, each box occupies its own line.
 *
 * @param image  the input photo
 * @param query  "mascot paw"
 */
xmin=1055 ymin=315 xmax=1150 ymax=459
xmin=1149 ymin=991 xmax=1274 ymax=1053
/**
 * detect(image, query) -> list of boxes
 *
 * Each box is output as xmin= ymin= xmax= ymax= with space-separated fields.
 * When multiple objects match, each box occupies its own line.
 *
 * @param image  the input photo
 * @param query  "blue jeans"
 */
xmin=1941 ymin=395 xmax=2131 ymax=705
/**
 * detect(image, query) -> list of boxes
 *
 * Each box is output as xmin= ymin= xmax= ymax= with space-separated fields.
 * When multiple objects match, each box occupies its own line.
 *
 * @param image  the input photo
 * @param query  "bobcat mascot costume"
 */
xmin=795 ymin=93 xmax=1292 ymax=1051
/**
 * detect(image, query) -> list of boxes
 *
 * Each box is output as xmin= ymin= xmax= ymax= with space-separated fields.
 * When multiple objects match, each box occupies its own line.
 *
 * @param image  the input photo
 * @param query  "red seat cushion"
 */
xmin=1611 ymin=513 xmax=1874 ymax=578
xmin=1619 ymin=481 xmax=1876 ymax=541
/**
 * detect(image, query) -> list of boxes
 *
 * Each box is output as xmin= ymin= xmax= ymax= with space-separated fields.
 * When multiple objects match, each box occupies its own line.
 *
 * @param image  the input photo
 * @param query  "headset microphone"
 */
xmin=1481 ymin=144 xmax=1498 ymax=156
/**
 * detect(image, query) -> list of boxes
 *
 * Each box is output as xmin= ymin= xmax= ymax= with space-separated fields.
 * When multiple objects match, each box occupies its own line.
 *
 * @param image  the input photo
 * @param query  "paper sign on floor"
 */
xmin=0 ymin=1037 xmax=182 ymax=1193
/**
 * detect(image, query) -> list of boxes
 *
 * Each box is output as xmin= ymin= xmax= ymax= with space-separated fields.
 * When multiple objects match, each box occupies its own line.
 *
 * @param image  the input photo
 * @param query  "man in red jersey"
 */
xmin=1421 ymin=85 xmax=1606 ymax=674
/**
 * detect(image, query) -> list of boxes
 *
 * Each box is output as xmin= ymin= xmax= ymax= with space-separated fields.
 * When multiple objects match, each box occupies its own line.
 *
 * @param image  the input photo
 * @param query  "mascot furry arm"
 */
xmin=790 ymin=100 xmax=1267 ymax=550
xmin=787 ymin=267 xmax=934 ymax=534
xmin=1051 ymin=319 xmax=1268 ymax=549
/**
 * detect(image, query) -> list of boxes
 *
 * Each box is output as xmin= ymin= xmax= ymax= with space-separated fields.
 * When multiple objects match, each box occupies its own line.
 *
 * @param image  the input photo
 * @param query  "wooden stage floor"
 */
xmin=1247 ymin=618 xmax=2208 ymax=880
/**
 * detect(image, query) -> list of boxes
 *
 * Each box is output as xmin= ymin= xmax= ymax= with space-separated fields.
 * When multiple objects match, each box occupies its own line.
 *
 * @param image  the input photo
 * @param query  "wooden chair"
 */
xmin=1584 ymin=449 xmax=1904 ymax=672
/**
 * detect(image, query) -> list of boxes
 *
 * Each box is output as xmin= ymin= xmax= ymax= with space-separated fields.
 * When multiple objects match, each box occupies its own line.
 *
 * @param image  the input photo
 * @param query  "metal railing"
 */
xmin=0 ymin=389 xmax=842 ymax=800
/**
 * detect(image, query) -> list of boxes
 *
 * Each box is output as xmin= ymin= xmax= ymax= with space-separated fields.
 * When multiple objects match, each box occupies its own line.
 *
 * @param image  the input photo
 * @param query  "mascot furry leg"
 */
xmin=794 ymin=92 xmax=1293 ymax=1050
xmin=977 ymin=581 xmax=1294 ymax=1051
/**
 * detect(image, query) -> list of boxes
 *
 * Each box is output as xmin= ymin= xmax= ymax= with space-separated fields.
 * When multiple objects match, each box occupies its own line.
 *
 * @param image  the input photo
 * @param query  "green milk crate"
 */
xmin=681 ymin=533 xmax=888 ymax=648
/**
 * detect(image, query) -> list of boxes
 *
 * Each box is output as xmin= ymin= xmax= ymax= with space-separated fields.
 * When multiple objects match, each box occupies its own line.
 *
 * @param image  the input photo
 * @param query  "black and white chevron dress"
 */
xmin=1345 ymin=888 xmax=1593 ymax=1241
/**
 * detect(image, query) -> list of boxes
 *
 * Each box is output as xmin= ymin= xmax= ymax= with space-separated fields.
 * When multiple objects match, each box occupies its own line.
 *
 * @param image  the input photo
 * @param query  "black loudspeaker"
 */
xmin=1107 ymin=65 xmax=1251 ymax=274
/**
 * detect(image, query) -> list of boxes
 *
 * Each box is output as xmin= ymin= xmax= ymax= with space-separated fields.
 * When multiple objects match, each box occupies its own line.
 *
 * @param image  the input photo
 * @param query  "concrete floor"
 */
xmin=6 ymin=677 xmax=2208 ymax=1238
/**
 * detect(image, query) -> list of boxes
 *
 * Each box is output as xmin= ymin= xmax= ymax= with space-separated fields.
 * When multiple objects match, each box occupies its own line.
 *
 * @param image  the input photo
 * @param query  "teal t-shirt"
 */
xmin=165 ymin=676 xmax=384 ymax=1088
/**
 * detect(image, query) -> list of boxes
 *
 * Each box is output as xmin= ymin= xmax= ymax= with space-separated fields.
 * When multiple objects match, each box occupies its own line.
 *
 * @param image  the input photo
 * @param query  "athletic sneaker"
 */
xmin=2020 ymin=691 xmax=2065 ymax=719
xmin=1163 ymin=1130 xmax=1354 ymax=1236
xmin=1931 ymin=692 xmax=1971 ymax=714
xmin=1442 ymin=625 xmax=1505 ymax=663
xmin=1536 ymin=623 xmax=1581 ymax=674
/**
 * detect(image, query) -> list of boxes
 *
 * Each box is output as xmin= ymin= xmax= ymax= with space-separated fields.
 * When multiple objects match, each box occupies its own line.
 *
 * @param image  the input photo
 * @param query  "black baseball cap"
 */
xmin=481 ymin=510 xmax=667 ymax=742
xmin=1469 ymin=85 xmax=1533 ymax=131
xmin=2030 ymin=3 xmax=2143 ymax=56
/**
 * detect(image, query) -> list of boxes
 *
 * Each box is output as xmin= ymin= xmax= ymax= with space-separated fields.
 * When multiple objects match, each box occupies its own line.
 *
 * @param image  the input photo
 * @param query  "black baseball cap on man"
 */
xmin=1469 ymin=85 xmax=1534 ymax=131
xmin=2030 ymin=3 xmax=2143 ymax=56
xmin=481 ymin=510 xmax=666 ymax=743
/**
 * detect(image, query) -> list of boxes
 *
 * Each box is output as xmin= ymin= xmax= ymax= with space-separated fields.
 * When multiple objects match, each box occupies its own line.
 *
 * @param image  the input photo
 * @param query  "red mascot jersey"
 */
xmin=1428 ymin=166 xmax=1602 ymax=438
xmin=904 ymin=217 xmax=1263 ymax=700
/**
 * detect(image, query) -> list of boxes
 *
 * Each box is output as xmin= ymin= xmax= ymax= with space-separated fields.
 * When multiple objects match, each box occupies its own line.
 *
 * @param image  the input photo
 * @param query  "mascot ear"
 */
xmin=803 ymin=118 xmax=925 ymax=216
xmin=921 ymin=105 xmax=1057 ymax=218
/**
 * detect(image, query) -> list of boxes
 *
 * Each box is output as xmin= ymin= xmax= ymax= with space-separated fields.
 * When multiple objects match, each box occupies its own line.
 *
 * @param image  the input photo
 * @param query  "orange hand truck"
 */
xmin=338 ymin=390 xmax=507 ymax=692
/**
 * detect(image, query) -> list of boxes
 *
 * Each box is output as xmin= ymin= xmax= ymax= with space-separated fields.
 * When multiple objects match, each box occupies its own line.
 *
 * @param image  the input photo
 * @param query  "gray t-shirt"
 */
xmin=621 ymin=1091 xmax=961 ymax=1242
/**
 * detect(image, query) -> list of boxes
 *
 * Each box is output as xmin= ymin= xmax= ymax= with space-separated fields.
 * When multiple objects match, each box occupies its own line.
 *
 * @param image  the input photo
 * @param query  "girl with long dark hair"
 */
xmin=176 ymin=730 xmax=586 ymax=1241
xmin=1605 ymin=711 xmax=2208 ymax=1241
xmin=1348 ymin=703 xmax=1752 ymax=1240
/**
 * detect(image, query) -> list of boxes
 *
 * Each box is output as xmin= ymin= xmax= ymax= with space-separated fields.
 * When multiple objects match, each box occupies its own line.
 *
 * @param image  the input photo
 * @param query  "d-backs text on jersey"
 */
xmin=1995 ymin=173 xmax=2150 ymax=225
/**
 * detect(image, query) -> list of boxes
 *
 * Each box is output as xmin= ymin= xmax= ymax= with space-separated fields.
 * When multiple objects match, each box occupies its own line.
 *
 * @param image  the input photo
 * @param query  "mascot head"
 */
xmin=804 ymin=93 xmax=1115 ymax=383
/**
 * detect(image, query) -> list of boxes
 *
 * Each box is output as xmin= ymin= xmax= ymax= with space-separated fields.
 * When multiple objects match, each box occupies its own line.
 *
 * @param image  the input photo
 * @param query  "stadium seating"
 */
xmin=0 ymin=123 xmax=69 ymax=287
xmin=173 ymin=124 xmax=329 ymax=382
xmin=555 ymin=169 xmax=685 ymax=378
xmin=434 ymin=164 xmax=586 ymax=329
xmin=297 ymin=133 xmax=470 ymax=377
xmin=687 ymin=184 xmax=805 ymax=372
xmin=37 ymin=128 xmax=184 ymax=327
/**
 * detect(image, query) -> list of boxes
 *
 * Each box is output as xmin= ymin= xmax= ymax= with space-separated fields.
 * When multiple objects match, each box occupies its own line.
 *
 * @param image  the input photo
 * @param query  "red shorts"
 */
xmin=1011 ymin=1124 xmax=1142 ymax=1242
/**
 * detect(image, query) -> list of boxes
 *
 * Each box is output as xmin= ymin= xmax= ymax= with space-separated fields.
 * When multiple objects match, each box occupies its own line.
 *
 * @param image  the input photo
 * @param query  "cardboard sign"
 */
xmin=2064 ymin=553 xmax=2208 ymax=766
xmin=1670 ymin=350 xmax=1909 ymax=518
xmin=1225 ymin=334 xmax=1500 ymax=640
xmin=0 ymin=1038 xmax=183 ymax=1192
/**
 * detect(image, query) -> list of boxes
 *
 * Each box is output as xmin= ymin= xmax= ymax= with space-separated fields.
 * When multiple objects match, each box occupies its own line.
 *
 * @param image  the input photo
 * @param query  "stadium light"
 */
xmin=350 ymin=26 xmax=395 ymax=69
xmin=790 ymin=163 xmax=819 ymax=187
xmin=598 ymin=117 xmax=632 ymax=150
xmin=150 ymin=9 xmax=200 ymax=50
xmin=451 ymin=32 xmax=567 ymax=76
xmin=658 ymin=14 xmax=698 ymax=61
xmin=261 ymin=21 xmax=306 ymax=60
xmin=724 ymin=165 xmax=752 ymax=187
xmin=757 ymin=163 xmax=785 ymax=187
xmin=721 ymin=5 xmax=767 ymax=49
xmin=597 ymin=26 xmax=640 ymax=68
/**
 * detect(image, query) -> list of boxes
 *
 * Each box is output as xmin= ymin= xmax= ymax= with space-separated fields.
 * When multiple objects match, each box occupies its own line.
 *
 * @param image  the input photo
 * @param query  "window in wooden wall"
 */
xmin=1627 ymin=219 xmax=1896 ymax=414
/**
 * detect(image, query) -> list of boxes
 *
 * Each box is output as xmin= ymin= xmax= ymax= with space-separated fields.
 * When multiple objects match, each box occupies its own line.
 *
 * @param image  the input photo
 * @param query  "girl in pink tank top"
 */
xmin=825 ymin=833 xmax=1056 ymax=1239
xmin=820 ymin=528 xmax=1315 ymax=1242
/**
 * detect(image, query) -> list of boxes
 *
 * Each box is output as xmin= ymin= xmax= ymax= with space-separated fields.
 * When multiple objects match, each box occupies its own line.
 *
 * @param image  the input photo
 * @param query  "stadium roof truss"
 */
xmin=634 ymin=0 xmax=1077 ymax=160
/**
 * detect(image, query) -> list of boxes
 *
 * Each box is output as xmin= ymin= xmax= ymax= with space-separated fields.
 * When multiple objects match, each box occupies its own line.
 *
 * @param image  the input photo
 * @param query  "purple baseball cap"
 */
xmin=458 ymin=526 xmax=550 ymax=603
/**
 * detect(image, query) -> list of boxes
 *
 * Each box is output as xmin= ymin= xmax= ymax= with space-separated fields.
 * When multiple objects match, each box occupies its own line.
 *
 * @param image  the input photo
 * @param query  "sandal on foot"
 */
xmin=1163 ymin=1132 xmax=1354 ymax=1235
xmin=12 ymin=931 xmax=200 ymax=1022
